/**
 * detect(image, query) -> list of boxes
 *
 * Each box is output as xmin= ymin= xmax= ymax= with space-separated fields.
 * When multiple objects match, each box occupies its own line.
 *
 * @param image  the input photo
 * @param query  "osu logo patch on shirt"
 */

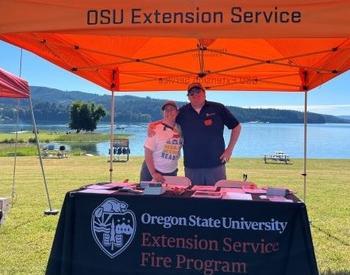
xmin=204 ymin=118 xmax=213 ymax=126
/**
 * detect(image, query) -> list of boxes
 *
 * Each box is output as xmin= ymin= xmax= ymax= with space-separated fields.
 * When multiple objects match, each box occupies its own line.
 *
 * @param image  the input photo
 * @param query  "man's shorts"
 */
xmin=185 ymin=165 xmax=226 ymax=186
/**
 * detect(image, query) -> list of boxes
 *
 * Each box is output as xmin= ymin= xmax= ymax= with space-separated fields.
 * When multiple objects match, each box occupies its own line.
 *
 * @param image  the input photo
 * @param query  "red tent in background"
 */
xmin=0 ymin=67 xmax=57 ymax=215
xmin=0 ymin=68 xmax=29 ymax=98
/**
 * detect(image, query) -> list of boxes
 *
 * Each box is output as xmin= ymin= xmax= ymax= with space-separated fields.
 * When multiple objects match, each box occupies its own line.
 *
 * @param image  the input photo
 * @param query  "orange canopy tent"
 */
xmin=1 ymin=0 xmax=350 ymax=198
xmin=0 ymin=67 xmax=57 ymax=214
xmin=0 ymin=0 xmax=350 ymax=93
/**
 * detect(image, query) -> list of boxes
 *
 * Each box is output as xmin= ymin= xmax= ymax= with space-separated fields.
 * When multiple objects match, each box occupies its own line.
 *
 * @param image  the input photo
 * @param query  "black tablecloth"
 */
xmin=46 ymin=191 xmax=318 ymax=275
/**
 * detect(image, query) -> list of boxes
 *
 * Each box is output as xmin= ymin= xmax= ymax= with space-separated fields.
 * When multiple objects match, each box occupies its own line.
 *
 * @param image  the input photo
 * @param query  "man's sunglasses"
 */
xmin=187 ymin=87 xmax=203 ymax=96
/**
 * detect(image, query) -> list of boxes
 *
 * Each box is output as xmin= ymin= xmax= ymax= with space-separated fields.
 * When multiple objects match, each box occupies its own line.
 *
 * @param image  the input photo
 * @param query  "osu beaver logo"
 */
xmin=91 ymin=198 xmax=136 ymax=258
xmin=204 ymin=118 xmax=213 ymax=126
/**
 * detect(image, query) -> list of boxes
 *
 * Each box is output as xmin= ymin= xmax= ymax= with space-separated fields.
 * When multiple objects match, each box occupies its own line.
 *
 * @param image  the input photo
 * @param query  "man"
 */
xmin=140 ymin=100 xmax=183 ymax=183
xmin=176 ymin=82 xmax=241 ymax=185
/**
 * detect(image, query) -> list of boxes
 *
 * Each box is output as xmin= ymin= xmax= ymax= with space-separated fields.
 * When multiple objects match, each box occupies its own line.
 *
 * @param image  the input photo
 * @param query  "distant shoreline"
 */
xmin=1 ymin=86 xmax=349 ymax=124
xmin=0 ymin=121 xmax=349 ymax=125
xmin=1 ymin=123 xmax=350 ymax=159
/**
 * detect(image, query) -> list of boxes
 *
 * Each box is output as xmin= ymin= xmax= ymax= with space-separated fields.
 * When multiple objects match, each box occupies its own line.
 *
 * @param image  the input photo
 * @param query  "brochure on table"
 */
xmin=77 ymin=179 xmax=294 ymax=202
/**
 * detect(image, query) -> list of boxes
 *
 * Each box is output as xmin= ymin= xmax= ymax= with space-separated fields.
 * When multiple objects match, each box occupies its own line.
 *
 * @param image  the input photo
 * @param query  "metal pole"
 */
xmin=11 ymin=48 xmax=23 ymax=205
xmin=11 ymin=100 xmax=20 ymax=205
xmin=303 ymin=90 xmax=308 ymax=203
xmin=28 ymin=94 xmax=58 ymax=215
xmin=109 ymin=91 xmax=115 ymax=182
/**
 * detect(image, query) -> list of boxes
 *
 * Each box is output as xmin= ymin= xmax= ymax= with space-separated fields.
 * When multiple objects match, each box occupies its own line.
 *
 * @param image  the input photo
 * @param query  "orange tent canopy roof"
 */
xmin=1 ymin=0 xmax=350 ymax=92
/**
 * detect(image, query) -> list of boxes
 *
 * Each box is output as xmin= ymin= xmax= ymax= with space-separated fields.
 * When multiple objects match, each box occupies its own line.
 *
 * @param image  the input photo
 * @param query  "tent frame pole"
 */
xmin=28 ymin=94 xmax=58 ymax=215
xmin=11 ymin=48 xmax=23 ymax=205
xmin=303 ymin=90 xmax=308 ymax=203
xmin=11 ymin=99 xmax=20 ymax=205
xmin=109 ymin=91 xmax=115 ymax=182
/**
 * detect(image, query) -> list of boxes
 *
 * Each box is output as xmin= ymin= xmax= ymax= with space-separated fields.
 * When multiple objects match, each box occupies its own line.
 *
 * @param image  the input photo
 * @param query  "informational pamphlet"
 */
xmin=191 ymin=185 xmax=218 ymax=192
xmin=222 ymin=192 xmax=252 ymax=201
xmin=215 ymin=180 xmax=243 ymax=188
xmin=242 ymin=187 xmax=267 ymax=194
xmin=86 ymin=182 xmax=137 ymax=190
xmin=191 ymin=191 xmax=222 ymax=199
xmin=77 ymin=189 xmax=117 ymax=194
xmin=163 ymin=176 xmax=191 ymax=188
xmin=220 ymin=187 xmax=245 ymax=193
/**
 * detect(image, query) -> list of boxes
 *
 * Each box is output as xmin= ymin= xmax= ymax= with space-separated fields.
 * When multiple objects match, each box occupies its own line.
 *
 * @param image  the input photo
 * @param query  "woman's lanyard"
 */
xmin=161 ymin=122 xmax=174 ymax=131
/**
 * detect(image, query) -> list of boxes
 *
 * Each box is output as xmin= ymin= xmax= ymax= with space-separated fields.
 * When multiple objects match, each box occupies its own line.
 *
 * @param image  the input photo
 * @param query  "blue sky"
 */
xmin=1 ymin=40 xmax=349 ymax=116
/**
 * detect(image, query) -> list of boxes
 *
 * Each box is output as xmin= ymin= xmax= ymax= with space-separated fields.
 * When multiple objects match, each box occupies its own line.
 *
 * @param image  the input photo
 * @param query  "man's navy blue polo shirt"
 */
xmin=176 ymin=101 xmax=240 ymax=169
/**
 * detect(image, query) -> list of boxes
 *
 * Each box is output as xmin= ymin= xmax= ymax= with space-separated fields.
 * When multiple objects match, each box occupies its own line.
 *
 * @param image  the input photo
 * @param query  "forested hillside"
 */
xmin=0 ymin=86 xmax=348 ymax=124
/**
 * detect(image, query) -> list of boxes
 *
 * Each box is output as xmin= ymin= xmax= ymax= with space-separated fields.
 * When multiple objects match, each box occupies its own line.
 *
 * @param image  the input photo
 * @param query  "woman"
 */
xmin=140 ymin=100 xmax=183 ymax=183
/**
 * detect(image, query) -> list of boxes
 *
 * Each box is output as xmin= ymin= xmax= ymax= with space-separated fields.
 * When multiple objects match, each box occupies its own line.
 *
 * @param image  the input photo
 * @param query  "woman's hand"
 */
xmin=152 ymin=172 xmax=165 ymax=183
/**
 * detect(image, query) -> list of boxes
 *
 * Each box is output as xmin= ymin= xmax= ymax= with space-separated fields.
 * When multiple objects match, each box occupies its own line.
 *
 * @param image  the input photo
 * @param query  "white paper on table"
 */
xmin=220 ymin=188 xmax=245 ymax=193
xmin=77 ymin=189 xmax=117 ymax=194
xmin=85 ymin=184 xmax=111 ymax=190
xmin=86 ymin=182 xmax=136 ymax=190
xmin=268 ymin=196 xmax=293 ymax=203
xmin=222 ymin=192 xmax=252 ymax=200
xmin=103 ymin=182 xmax=137 ymax=188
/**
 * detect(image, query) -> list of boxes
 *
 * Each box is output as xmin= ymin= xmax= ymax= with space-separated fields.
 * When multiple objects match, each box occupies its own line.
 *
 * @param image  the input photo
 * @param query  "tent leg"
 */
xmin=28 ymin=94 xmax=58 ymax=215
xmin=303 ymin=91 xmax=308 ymax=203
xmin=11 ymin=99 xmax=20 ymax=205
xmin=11 ymin=49 xmax=23 ymax=206
xmin=109 ymin=91 xmax=115 ymax=182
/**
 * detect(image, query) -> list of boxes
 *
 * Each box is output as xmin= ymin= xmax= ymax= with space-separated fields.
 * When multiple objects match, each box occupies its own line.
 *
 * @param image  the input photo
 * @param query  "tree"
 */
xmin=69 ymin=101 xmax=106 ymax=132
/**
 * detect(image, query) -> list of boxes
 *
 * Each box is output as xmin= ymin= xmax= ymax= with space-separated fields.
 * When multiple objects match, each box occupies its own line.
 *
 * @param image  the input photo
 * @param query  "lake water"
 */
xmin=1 ymin=123 xmax=350 ymax=159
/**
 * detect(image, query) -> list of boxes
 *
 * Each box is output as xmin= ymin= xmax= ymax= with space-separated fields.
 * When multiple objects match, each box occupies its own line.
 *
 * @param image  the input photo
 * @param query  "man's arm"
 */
xmin=144 ymin=147 xmax=165 ymax=182
xmin=220 ymin=123 xmax=241 ymax=163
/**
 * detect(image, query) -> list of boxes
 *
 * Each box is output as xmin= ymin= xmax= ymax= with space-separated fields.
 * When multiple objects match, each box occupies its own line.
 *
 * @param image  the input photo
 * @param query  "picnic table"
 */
xmin=41 ymin=144 xmax=68 ymax=159
xmin=264 ymin=151 xmax=291 ymax=164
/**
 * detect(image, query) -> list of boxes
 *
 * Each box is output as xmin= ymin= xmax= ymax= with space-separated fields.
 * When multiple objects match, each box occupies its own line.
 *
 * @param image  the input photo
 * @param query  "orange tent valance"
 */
xmin=1 ymin=0 xmax=349 ymax=92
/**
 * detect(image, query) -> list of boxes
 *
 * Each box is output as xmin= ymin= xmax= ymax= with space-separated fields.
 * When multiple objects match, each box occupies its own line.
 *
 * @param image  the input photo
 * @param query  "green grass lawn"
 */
xmin=0 ymin=131 xmax=129 ymax=143
xmin=0 ymin=157 xmax=349 ymax=274
xmin=0 ymin=131 xmax=130 ymax=156
xmin=0 ymin=143 xmax=38 ymax=157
